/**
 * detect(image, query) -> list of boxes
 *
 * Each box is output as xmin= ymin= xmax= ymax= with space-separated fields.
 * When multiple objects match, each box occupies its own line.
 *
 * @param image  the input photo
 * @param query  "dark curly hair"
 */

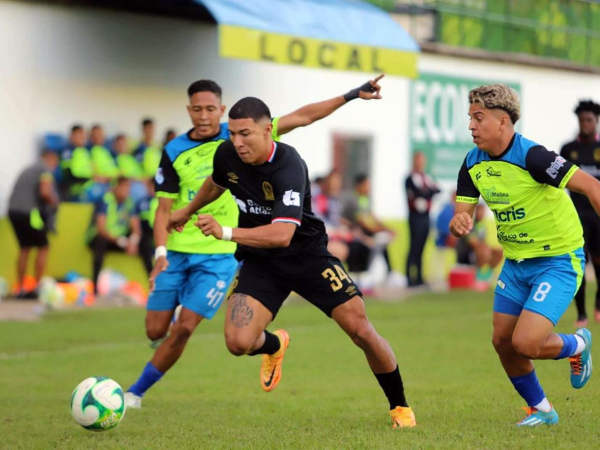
xmin=574 ymin=100 xmax=600 ymax=117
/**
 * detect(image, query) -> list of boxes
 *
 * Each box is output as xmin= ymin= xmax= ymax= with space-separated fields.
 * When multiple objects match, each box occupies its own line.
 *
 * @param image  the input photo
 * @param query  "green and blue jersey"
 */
xmin=155 ymin=119 xmax=281 ymax=255
xmin=457 ymin=133 xmax=583 ymax=260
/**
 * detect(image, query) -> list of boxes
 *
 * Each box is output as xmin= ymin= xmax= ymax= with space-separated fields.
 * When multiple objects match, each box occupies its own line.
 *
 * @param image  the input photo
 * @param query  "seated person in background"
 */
xmin=312 ymin=170 xmax=354 ymax=262
xmin=430 ymin=191 xmax=457 ymax=285
xmin=114 ymin=134 xmax=147 ymax=202
xmin=85 ymin=124 xmax=118 ymax=203
xmin=342 ymin=174 xmax=395 ymax=280
xmin=8 ymin=150 xmax=60 ymax=298
xmin=162 ymin=128 xmax=177 ymax=147
xmin=132 ymin=118 xmax=162 ymax=181
xmin=455 ymin=203 xmax=503 ymax=288
xmin=86 ymin=176 xmax=142 ymax=294
xmin=134 ymin=179 xmax=158 ymax=275
xmin=435 ymin=191 xmax=457 ymax=249
xmin=60 ymin=124 xmax=92 ymax=201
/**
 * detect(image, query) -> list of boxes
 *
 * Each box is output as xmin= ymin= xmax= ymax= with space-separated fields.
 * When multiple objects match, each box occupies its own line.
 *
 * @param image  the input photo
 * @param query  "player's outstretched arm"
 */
xmin=276 ymin=74 xmax=385 ymax=136
xmin=566 ymin=169 xmax=600 ymax=217
xmin=195 ymin=215 xmax=296 ymax=249
xmin=167 ymin=177 xmax=225 ymax=233
xmin=449 ymin=202 xmax=476 ymax=237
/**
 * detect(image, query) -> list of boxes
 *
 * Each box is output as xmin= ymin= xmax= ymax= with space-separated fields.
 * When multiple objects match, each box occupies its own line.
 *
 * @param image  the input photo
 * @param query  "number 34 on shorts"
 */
xmin=322 ymin=264 xmax=353 ymax=292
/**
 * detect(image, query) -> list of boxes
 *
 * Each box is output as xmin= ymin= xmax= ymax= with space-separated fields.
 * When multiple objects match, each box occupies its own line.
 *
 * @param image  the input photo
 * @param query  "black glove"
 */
xmin=343 ymin=80 xmax=377 ymax=102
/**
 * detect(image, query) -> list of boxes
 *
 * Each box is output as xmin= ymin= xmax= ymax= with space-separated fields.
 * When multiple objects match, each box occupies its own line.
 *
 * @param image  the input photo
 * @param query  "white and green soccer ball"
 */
xmin=71 ymin=377 xmax=126 ymax=431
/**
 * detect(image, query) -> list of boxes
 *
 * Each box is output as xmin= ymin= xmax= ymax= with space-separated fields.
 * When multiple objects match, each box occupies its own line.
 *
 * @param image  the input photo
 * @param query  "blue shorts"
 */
xmin=493 ymin=248 xmax=585 ymax=325
xmin=147 ymin=251 xmax=238 ymax=319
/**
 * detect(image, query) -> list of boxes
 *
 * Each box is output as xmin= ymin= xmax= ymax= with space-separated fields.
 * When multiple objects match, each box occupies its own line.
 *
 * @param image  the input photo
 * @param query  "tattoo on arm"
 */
xmin=229 ymin=294 xmax=254 ymax=328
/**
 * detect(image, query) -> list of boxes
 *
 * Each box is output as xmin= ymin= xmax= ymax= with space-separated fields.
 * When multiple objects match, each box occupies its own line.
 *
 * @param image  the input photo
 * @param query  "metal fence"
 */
xmin=367 ymin=0 xmax=600 ymax=67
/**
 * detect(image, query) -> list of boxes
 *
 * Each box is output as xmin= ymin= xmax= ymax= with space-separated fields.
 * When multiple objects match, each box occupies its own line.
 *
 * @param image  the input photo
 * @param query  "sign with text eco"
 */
xmin=411 ymin=73 xmax=521 ymax=181
xmin=219 ymin=25 xmax=418 ymax=78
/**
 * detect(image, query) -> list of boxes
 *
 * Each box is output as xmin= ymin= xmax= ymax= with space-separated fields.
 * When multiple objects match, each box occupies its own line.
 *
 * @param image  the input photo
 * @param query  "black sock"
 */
xmin=248 ymin=330 xmax=281 ymax=356
xmin=375 ymin=365 xmax=408 ymax=409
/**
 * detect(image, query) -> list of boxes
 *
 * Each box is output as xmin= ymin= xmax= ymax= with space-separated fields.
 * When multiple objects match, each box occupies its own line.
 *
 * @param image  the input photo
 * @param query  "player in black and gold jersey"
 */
xmin=560 ymin=100 xmax=600 ymax=327
xmin=168 ymin=97 xmax=416 ymax=429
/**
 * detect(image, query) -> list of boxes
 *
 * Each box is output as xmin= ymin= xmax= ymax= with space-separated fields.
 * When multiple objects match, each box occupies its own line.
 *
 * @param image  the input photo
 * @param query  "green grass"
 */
xmin=1 ymin=290 xmax=599 ymax=449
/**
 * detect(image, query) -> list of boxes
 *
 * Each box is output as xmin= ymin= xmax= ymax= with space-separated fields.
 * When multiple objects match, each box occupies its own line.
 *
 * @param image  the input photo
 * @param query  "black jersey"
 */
xmin=560 ymin=136 xmax=600 ymax=212
xmin=212 ymin=140 xmax=327 ymax=258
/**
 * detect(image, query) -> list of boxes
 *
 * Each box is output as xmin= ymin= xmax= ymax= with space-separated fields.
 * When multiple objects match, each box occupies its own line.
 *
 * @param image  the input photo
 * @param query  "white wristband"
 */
xmin=222 ymin=227 xmax=233 ymax=241
xmin=155 ymin=245 xmax=167 ymax=259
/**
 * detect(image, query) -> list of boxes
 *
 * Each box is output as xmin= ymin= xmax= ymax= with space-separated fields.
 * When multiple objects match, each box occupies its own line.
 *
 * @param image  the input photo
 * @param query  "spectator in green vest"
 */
xmin=86 ymin=176 xmax=142 ymax=294
xmin=114 ymin=134 xmax=142 ymax=179
xmin=85 ymin=124 xmax=118 ymax=203
xmin=60 ymin=124 xmax=92 ymax=201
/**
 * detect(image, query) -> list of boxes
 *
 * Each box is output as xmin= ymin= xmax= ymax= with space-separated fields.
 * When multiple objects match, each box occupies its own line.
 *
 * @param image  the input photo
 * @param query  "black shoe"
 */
xmin=21 ymin=290 xmax=39 ymax=300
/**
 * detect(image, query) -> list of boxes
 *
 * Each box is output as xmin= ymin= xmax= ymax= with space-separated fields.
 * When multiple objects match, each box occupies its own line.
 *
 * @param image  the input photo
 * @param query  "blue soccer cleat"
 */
xmin=570 ymin=328 xmax=593 ymax=389
xmin=516 ymin=406 xmax=559 ymax=427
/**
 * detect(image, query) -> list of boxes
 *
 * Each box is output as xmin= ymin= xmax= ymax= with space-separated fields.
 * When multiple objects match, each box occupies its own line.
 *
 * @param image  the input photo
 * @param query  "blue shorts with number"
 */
xmin=147 ymin=251 xmax=238 ymax=319
xmin=493 ymin=248 xmax=585 ymax=325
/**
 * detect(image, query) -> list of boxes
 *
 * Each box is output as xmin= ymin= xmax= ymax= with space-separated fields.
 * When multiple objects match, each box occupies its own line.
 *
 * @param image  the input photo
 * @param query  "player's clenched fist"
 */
xmin=195 ymin=214 xmax=223 ymax=239
xmin=449 ymin=211 xmax=473 ymax=237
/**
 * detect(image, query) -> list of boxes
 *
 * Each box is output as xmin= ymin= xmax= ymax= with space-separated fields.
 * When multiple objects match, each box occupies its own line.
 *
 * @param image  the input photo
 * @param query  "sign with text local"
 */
xmin=411 ymin=73 xmax=521 ymax=181
xmin=219 ymin=25 xmax=418 ymax=78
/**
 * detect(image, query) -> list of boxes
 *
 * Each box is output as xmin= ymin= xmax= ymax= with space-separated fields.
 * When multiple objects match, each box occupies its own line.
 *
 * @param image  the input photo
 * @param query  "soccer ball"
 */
xmin=70 ymin=377 xmax=126 ymax=431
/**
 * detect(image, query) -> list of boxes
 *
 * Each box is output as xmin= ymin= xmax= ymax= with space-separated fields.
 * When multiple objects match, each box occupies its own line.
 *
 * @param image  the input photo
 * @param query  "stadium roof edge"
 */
xmin=194 ymin=0 xmax=419 ymax=53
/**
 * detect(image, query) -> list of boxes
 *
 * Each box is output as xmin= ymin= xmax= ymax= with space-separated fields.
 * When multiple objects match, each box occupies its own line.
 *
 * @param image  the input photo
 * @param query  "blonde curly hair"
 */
xmin=469 ymin=84 xmax=520 ymax=124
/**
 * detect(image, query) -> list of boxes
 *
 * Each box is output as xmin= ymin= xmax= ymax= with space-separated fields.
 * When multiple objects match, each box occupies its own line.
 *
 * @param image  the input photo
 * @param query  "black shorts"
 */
xmin=580 ymin=211 xmax=600 ymax=257
xmin=232 ymin=245 xmax=363 ymax=319
xmin=8 ymin=211 xmax=48 ymax=248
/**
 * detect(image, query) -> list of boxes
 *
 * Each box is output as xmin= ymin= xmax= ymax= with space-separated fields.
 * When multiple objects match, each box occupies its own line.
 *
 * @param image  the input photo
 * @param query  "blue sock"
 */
xmin=555 ymin=333 xmax=578 ymax=360
xmin=128 ymin=362 xmax=164 ymax=397
xmin=509 ymin=370 xmax=546 ymax=407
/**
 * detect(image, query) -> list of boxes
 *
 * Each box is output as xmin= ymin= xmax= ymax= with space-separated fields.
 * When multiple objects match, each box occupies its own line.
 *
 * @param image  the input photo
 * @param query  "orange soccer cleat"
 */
xmin=389 ymin=406 xmax=416 ymax=428
xmin=260 ymin=329 xmax=290 ymax=392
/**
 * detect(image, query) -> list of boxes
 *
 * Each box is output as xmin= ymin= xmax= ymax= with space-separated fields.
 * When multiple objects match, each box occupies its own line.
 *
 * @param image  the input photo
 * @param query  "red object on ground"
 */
xmin=448 ymin=266 xmax=476 ymax=289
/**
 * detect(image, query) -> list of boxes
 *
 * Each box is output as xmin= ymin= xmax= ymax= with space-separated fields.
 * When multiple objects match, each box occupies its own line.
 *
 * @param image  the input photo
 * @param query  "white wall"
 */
xmin=1 ymin=1 xmax=599 ymax=219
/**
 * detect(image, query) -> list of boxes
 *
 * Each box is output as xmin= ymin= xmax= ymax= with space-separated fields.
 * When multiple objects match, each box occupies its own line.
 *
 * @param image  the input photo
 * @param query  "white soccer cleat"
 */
xmin=124 ymin=392 xmax=142 ymax=409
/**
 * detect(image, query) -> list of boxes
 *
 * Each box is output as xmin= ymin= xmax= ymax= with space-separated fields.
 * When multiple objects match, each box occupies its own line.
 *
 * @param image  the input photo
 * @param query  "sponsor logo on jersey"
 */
xmin=486 ymin=167 xmax=501 ymax=177
xmin=155 ymin=168 xmax=164 ymax=185
xmin=283 ymin=190 xmax=300 ymax=207
xmin=570 ymin=151 xmax=578 ymax=160
xmin=232 ymin=195 xmax=272 ymax=215
xmin=595 ymin=148 xmax=600 ymax=162
xmin=196 ymin=164 xmax=212 ymax=180
xmin=493 ymin=207 xmax=526 ymax=222
xmin=227 ymin=172 xmax=239 ymax=184
xmin=546 ymin=155 xmax=566 ymax=179
xmin=482 ymin=187 xmax=510 ymax=204
xmin=476 ymin=172 xmax=482 ymax=181
xmin=263 ymin=181 xmax=275 ymax=201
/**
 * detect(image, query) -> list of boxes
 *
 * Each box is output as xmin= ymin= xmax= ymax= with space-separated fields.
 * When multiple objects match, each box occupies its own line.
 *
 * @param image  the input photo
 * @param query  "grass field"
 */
xmin=1 ymin=289 xmax=599 ymax=450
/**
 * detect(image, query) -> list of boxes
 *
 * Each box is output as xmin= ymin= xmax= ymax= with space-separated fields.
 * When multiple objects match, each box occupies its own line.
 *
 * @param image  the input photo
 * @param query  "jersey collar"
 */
xmin=489 ymin=133 xmax=517 ymax=160
xmin=267 ymin=141 xmax=277 ymax=163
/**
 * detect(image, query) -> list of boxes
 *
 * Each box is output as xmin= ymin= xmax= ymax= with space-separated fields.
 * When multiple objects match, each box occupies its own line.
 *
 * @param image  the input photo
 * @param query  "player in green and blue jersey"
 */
xmin=450 ymin=84 xmax=597 ymax=426
xmin=125 ymin=76 xmax=386 ymax=408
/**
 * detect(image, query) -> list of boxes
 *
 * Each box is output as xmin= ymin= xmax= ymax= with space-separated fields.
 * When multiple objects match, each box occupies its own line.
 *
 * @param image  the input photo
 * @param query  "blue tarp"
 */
xmin=195 ymin=0 xmax=419 ymax=52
